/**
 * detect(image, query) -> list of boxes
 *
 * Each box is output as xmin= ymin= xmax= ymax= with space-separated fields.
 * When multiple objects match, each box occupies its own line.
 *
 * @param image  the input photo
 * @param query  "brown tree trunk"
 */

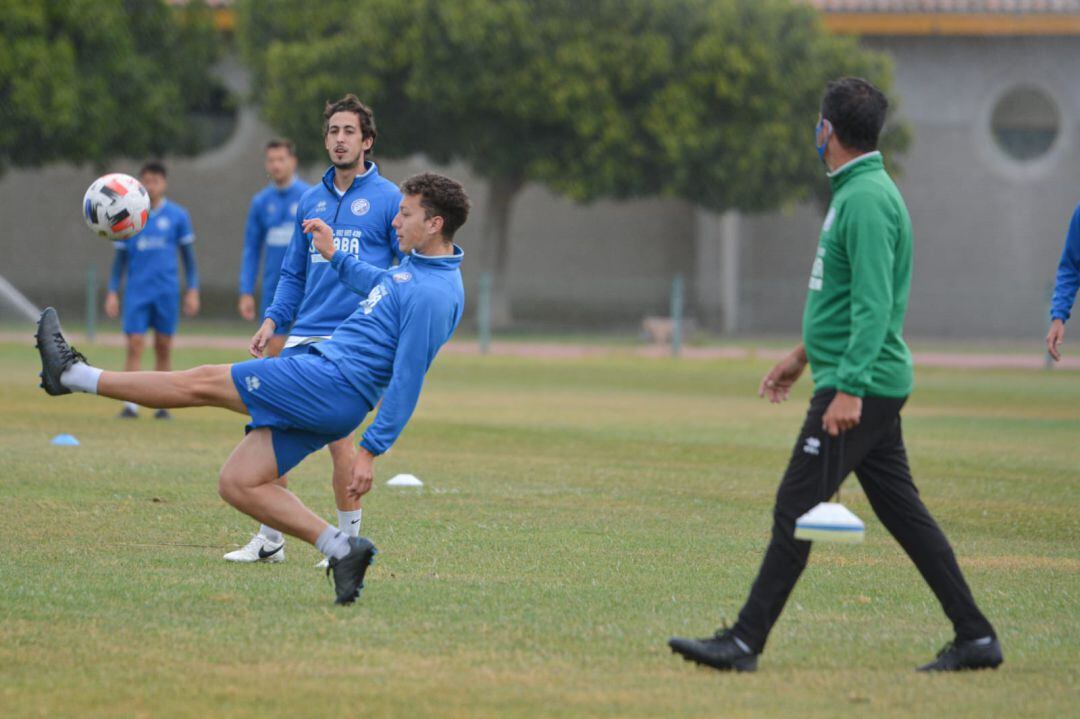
xmin=480 ymin=174 xmax=524 ymax=328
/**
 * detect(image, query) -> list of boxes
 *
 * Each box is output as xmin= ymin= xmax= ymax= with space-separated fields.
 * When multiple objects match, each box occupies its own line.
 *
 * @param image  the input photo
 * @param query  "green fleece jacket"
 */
xmin=802 ymin=152 xmax=914 ymax=398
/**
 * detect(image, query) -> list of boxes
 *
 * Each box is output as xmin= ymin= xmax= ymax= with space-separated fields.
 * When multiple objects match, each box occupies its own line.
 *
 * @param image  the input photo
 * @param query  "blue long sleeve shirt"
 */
xmin=1051 ymin=202 xmax=1080 ymax=322
xmin=312 ymin=246 xmax=465 ymax=456
xmin=239 ymin=178 xmax=310 ymax=317
xmin=265 ymin=163 xmax=403 ymax=337
xmin=108 ymin=199 xmax=198 ymax=295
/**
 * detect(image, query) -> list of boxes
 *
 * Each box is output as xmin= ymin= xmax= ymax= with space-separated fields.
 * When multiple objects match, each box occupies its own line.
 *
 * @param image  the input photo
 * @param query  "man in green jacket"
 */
xmin=669 ymin=78 xmax=1001 ymax=673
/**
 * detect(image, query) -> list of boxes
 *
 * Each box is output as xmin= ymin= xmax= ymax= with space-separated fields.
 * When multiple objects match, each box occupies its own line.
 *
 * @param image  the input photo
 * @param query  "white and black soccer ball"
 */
xmin=82 ymin=173 xmax=151 ymax=240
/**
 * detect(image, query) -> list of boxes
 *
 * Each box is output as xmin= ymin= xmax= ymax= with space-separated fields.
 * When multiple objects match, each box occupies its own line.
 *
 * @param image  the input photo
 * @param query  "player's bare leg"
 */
xmin=124 ymin=333 xmax=145 ymax=371
xmin=96 ymin=364 xmax=247 ymax=412
xmin=118 ymin=333 xmax=145 ymax=417
xmin=152 ymin=332 xmax=175 ymax=419
xmin=218 ymin=429 xmax=327 ymax=543
xmin=153 ymin=331 xmax=173 ymax=371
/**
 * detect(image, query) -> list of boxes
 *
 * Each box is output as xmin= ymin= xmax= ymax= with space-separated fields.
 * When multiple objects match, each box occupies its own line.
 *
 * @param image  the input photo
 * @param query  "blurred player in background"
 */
xmin=237 ymin=139 xmax=309 ymax=358
xmin=104 ymin=161 xmax=199 ymax=420
xmin=1045 ymin=201 xmax=1080 ymax=361
xmin=223 ymin=94 xmax=404 ymax=565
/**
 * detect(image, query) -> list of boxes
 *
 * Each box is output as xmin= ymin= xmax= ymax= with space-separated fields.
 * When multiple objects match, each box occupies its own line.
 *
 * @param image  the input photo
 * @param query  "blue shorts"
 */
xmin=123 ymin=291 xmax=179 ymax=335
xmin=231 ymin=350 xmax=372 ymax=476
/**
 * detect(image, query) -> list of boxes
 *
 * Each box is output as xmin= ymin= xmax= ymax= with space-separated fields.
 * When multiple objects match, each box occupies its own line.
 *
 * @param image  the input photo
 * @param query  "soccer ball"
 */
xmin=82 ymin=173 xmax=151 ymax=240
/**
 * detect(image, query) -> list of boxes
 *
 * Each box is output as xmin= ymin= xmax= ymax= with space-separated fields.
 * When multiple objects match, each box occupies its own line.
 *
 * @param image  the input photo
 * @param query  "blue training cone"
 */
xmin=50 ymin=433 xmax=80 ymax=446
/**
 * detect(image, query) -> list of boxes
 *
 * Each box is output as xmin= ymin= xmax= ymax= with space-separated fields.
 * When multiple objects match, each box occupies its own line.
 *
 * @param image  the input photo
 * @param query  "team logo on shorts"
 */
xmin=245 ymin=375 xmax=261 ymax=392
xmin=351 ymin=198 xmax=371 ymax=216
xmin=803 ymin=436 xmax=820 ymax=455
xmin=392 ymin=272 xmax=412 ymax=283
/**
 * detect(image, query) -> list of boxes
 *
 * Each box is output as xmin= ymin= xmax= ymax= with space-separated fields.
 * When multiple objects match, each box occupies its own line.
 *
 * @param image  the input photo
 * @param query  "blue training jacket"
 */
xmin=265 ymin=163 xmax=402 ymax=337
xmin=1051 ymin=202 xmax=1080 ymax=322
xmin=239 ymin=178 xmax=310 ymax=318
xmin=313 ymin=247 xmax=465 ymax=456
xmin=109 ymin=199 xmax=198 ymax=296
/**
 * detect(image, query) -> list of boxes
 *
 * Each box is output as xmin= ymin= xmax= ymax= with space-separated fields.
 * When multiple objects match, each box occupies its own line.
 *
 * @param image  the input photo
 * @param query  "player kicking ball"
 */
xmin=35 ymin=173 xmax=468 ymax=605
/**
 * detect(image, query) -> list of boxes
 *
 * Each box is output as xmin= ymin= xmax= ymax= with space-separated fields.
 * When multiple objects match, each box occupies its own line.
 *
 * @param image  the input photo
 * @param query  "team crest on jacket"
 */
xmin=156 ymin=217 xmax=170 ymax=230
xmin=392 ymin=272 xmax=412 ymax=283
xmin=351 ymin=198 xmax=370 ymax=216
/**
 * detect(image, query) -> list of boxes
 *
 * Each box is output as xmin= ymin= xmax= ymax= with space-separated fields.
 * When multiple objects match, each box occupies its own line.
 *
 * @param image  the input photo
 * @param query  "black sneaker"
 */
xmin=917 ymin=637 xmax=1003 ymax=672
xmin=154 ymin=408 xmax=172 ymax=420
xmin=669 ymin=628 xmax=759 ymax=672
xmin=326 ymin=536 xmax=377 ymax=605
xmin=35 ymin=307 xmax=86 ymax=396
xmin=118 ymin=406 xmax=139 ymax=419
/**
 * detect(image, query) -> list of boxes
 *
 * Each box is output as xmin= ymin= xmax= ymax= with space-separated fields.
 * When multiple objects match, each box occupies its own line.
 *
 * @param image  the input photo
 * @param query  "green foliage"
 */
xmin=0 ymin=0 xmax=229 ymax=175
xmin=239 ymin=0 xmax=906 ymax=212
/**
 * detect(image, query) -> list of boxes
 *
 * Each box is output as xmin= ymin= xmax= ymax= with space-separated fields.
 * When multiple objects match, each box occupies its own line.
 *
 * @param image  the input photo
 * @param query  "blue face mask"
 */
xmin=815 ymin=118 xmax=832 ymax=163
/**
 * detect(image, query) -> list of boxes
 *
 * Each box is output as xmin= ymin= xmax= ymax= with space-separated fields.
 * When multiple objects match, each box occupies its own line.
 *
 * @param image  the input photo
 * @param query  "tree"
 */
xmin=238 ymin=0 xmax=905 ymax=323
xmin=0 ymin=0 xmax=229 ymax=176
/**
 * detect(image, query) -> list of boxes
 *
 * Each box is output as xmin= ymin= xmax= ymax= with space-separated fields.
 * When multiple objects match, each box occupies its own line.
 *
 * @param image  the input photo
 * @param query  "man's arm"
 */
xmin=178 ymin=211 xmax=199 ymax=316
xmin=264 ymin=214 xmax=309 ymax=330
xmin=359 ymin=291 xmax=450 ymax=457
xmin=104 ymin=243 xmax=127 ymax=318
xmin=305 ymin=217 xmax=387 ymax=295
xmin=1047 ymin=205 xmax=1080 ymax=360
xmin=238 ymin=198 xmax=264 ymax=319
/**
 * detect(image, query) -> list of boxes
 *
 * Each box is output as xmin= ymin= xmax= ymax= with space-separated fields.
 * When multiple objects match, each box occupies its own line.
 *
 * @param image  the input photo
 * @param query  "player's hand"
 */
xmin=238 ymin=294 xmax=256 ymax=321
xmin=758 ymin=346 xmax=808 ymax=403
xmin=249 ymin=318 xmax=276 ymax=358
xmin=1047 ymin=318 xmax=1066 ymax=361
xmin=348 ymin=447 xmax=376 ymax=499
xmin=104 ymin=292 xmax=119 ymax=319
xmin=183 ymin=289 xmax=200 ymax=317
xmin=822 ymin=391 xmax=862 ymax=437
xmin=302 ymin=218 xmax=335 ymax=261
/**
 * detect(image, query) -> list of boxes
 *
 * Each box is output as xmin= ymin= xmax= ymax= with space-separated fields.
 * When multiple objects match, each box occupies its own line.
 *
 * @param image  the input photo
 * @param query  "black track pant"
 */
xmin=732 ymin=389 xmax=995 ymax=653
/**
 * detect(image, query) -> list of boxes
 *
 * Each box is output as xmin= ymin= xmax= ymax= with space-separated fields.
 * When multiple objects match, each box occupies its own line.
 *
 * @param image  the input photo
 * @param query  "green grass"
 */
xmin=1 ymin=341 xmax=1077 ymax=718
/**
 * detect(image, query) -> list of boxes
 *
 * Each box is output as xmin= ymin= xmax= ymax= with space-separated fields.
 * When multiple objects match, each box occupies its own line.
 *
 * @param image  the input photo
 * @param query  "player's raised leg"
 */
xmin=37 ymin=306 xmax=244 ymax=412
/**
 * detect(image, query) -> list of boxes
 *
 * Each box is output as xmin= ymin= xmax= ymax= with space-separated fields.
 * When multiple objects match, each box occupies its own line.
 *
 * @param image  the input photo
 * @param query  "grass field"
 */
xmin=1 ymin=339 xmax=1078 ymax=718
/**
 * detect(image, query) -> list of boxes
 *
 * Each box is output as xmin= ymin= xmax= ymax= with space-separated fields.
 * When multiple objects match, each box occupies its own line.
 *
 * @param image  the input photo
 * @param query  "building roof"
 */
xmin=813 ymin=1 xmax=1080 ymax=11
xmin=812 ymin=0 xmax=1080 ymax=34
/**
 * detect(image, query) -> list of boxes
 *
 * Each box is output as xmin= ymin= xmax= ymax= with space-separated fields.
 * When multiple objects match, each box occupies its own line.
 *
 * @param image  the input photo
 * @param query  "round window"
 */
xmin=991 ymin=86 xmax=1060 ymax=162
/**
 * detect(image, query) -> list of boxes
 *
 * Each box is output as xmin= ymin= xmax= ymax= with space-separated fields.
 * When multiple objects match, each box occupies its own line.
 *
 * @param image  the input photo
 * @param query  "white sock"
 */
xmin=60 ymin=362 xmax=103 ymax=394
xmin=259 ymin=525 xmax=283 ymax=544
xmin=338 ymin=509 xmax=362 ymax=537
xmin=124 ymin=401 xmax=138 ymax=413
xmin=315 ymin=526 xmax=351 ymax=560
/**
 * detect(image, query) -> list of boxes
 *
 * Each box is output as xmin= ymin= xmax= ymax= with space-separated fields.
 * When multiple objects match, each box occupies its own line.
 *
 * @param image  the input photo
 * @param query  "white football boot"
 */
xmin=223 ymin=534 xmax=286 ymax=563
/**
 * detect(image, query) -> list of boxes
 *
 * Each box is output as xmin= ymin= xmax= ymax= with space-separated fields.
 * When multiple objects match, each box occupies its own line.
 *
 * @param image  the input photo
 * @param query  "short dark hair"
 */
xmin=323 ymin=94 xmax=376 ymax=146
xmin=140 ymin=160 xmax=167 ymax=178
xmin=400 ymin=173 xmax=470 ymax=240
xmin=265 ymin=138 xmax=296 ymax=156
xmin=821 ymin=77 xmax=888 ymax=153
